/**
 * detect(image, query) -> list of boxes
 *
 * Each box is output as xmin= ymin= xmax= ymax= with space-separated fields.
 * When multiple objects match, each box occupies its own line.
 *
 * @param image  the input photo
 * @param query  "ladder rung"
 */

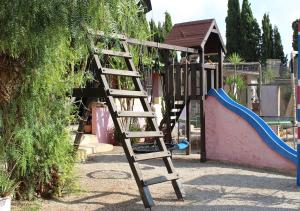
xmin=100 ymin=49 xmax=132 ymax=58
xmin=116 ymin=111 xmax=156 ymax=118
xmin=108 ymin=89 xmax=147 ymax=98
xmin=125 ymin=131 xmax=164 ymax=138
xmin=143 ymin=173 xmax=180 ymax=186
xmin=171 ymin=109 xmax=181 ymax=113
xmin=101 ymin=68 xmax=141 ymax=77
xmin=92 ymin=30 xmax=127 ymax=40
xmin=174 ymin=101 xmax=184 ymax=105
xmin=133 ymin=151 xmax=171 ymax=162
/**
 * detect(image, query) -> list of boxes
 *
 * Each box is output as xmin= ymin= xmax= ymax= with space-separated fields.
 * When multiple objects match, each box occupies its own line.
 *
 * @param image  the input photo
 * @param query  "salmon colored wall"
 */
xmin=92 ymin=104 xmax=114 ymax=144
xmin=205 ymin=97 xmax=296 ymax=173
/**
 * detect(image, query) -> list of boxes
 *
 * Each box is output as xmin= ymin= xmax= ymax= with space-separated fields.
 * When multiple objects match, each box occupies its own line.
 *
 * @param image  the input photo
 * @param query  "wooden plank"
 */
xmin=108 ymin=89 xmax=147 ymax=98
xmin=215 ymin=66 xmax=219 ymax=89
xmin=182 ymin=62 xmax=187 ymax=97
xmin=174 ymin=101 xmax=184 ymax=105
xmin=125 ymin=131 xmax=164 ymax=138
xmin=133 ymin=151 xmax=171 ymax=162
xmin=200 ymin=50 xmax=206 ymax=162
xmin=126 ymin=38 xmax=198 ymax=54
xmin=207 ymin=69 xmax=212 ymax=91
xmin=96 ymin=49 xmax=132 ymax=58
xmin=185 ymin=60 xmax=191 ymax=155
xmin=101 ymin=68 xmax=141 ymax=77
xmin=91 ymin=30 xmax=197 ymax=53
xmin=72 ymin=88 xmax=105 ymax=98
xmin=191 ymin=63 xmax=197 ymax=97
xmin=90 ymin=29 xmax=127 ymax=40
xmin=175 ymin=65 xmax=181 ymax=100
xmin=116 ymin=111 xmax=156 ymax=118
xmin=143 ymin=173 xmax=180 ymax=186
xmin=121 ymin=138 xmax=154 ymax=208
xmin=218 ymin=49 xmax=224 ymax=88
xmin=169 ymin=64 xmax=174 ymax=97
xmin=203 ymin=64 xmax=217 ymax=70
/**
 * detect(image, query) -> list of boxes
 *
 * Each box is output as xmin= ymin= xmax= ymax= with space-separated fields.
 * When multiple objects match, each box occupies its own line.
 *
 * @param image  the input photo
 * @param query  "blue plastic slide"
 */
xmin=207 ymin=88 xmax=297 ymax=164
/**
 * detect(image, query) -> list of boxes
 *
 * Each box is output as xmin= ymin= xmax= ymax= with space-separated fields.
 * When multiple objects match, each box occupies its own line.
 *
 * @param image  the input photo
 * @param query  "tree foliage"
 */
xmin=0 ymin=0 xmax=149 ymax=199
xmin=225 ymin=0 xmax=241 ymax=55
xmin=149 ymin=11 xmax=173 ymax=43
xmin=225 ymin=1 xmax=286 ymax=64
xmin=240 ymin=0 xmax=261 ymax=61
xmin=261 ymin=14 xmax=273 ymax=63
xmin=292 ymin=19 xmax=299 ymax=51
xmin=163 ymin=12 xmax=173 ymax=36
xmin=227 ymin=53 xmax=244 ymax=100
xmin=273 ymin=26 xmax=285 ymax=64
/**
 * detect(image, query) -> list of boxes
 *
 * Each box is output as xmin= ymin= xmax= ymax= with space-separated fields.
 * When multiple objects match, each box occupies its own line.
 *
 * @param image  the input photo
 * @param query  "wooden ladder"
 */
xmin=89 ymin=34 xmax=185 ymax=208
xmin=159 ymin=99 xmax=186 ymax=135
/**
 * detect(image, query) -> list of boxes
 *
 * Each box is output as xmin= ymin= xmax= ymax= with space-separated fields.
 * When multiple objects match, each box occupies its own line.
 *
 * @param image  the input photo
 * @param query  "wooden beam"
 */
xmin=127 ymin=38 xmax=198 ymax=54
xmin=211 ymin=29 xmax=219 ymax=34
xmin=184 ymin=57 xmax=191 ymax=155
xmin=200 ymin=49 xmax=206 ymax=162
xmin=203 ymin=64 xmax=217 ymax=70
xmin=218 ymin=48 xmax=224 ymax=88
xmin=90 ymin=29 xmax=198 ymax=54
xmin=72 ymin=88 xmax=105 ymax=98
xmin=215 ymin=66 xmax=219 ymax=89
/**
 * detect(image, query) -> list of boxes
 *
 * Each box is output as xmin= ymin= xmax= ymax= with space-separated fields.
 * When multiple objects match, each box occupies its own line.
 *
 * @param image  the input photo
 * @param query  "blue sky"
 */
xmin=146 ymin=0 xmax=299 ymax=56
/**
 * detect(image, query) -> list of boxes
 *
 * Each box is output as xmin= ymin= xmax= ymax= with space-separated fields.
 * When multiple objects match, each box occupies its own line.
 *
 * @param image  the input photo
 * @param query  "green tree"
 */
xmin=149 ymin=18 xmax=158 ymax=41
xmin=149 ymin=12 xmax=173 ymax=43
xmin=240 ymin=0 xmax=261 ymax=61
xmin=157 ymin=22 xmax=165 ymax=43
xmin=228 ymin=53 xmax=244 ymax=98
xmin=261 ymin=13 xmax=273 ymax=63
xmin=163 ymin=12 xmax=173 ymax=37
xmin=292 ymin=19 xmax=299 ymax=51
xmin=225 ymin=0 xmax=241 ymax=55
xmin=250 ymin=19 xmax=261 ymax=61
xmin=273 ymin=26 xmax=285 ymax=64
xmin=0 ymin=0 xmax=150 ymax=199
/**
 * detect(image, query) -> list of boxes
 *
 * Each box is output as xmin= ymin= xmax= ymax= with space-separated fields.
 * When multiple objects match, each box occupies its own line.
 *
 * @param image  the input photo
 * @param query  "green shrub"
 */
xmin=0 ymin=0 xmax=149 ymax=199
xmin=0 ymin=170 xmax=18 ymax=198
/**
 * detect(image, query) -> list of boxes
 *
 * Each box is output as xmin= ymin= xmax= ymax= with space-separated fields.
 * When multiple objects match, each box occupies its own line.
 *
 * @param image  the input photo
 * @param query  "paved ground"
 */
xmin=33 ymin=147 xmax=300 ymax=210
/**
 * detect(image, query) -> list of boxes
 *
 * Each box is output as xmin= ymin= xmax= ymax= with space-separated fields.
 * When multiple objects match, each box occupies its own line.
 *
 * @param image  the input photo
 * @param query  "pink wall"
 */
xmin=92 ymin=103 xmax=114 ymax=144
xmin=205 ymin=97 xmax=296 ymax=173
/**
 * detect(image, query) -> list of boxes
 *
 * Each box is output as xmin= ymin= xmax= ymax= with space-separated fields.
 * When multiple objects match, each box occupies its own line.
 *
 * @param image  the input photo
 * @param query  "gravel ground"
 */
xmin=26 ymin=147 xmax=300 ymax=210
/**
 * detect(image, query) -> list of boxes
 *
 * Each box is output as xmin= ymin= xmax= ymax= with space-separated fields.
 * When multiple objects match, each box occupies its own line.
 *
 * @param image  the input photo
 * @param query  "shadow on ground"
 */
xmin=43 ymin=149 xmax=299 ymax=210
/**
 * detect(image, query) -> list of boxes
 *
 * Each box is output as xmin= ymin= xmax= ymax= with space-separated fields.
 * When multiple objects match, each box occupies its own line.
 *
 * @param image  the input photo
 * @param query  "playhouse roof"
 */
xmin=164 ymin=19 xmax=226 ymax=54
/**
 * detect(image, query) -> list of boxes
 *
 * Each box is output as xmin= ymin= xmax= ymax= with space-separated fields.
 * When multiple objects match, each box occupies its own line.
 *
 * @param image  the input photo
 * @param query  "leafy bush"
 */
xmin=0 ymin=170 xmax=18 ymax=198
xmin=225 ymin=75 xmax=246 ymax=102
xmin=0 ymin=0 xmax=149 ymax=199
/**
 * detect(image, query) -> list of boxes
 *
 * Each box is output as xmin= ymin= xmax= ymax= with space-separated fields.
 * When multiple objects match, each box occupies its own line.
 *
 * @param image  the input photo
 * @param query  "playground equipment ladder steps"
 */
xmin=159 ymin=99 xmax=186 ymax=138
xmin=89 ymin=34 xmax=185 ymax=208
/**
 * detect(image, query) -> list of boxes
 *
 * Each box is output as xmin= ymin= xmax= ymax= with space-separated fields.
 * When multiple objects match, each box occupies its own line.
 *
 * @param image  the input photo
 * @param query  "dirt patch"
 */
xmin=14 ymin=147 xmax=300 ymax=210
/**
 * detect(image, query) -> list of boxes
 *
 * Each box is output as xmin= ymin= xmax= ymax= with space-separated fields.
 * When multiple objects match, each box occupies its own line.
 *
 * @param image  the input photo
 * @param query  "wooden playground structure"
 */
xmin=72 ymin=19 xmax=225 ymax=208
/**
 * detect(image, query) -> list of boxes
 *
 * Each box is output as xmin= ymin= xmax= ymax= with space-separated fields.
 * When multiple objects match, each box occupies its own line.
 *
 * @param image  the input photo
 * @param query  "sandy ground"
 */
xmin=17 ymin=147 xmax=300 ymax=211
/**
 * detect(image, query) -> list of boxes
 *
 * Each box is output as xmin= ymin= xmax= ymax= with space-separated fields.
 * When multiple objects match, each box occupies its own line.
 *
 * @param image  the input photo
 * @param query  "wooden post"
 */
xmin=161 ymin=50 xmax=173 ymax=142
xmin=200 ymin=48 xmax=206 ymax=162
xmin=218 ymin=48 xmax=224 ymax=88
xmin=185 ymin=55 xmax=191 ymax=155
xmin=215 ymin=66 xmax=219 ymax=90
xmin=259 ymin=64 xmax=262 ymax=116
